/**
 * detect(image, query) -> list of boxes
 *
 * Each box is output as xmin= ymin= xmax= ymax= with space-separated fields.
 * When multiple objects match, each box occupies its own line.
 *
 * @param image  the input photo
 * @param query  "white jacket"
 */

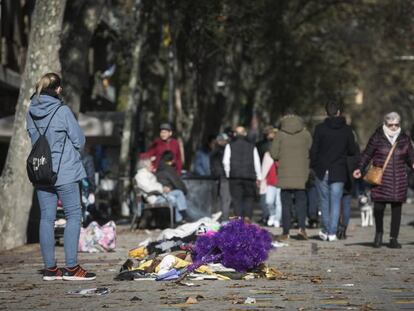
xmin=134 ymin=168 xmax=163 ymax=204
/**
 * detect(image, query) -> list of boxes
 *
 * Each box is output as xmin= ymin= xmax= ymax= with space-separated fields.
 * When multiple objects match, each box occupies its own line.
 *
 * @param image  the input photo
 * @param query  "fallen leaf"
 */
xmin=310 ymin=276 xmax=322 ymax=284
xmin=185 ymin=297 xmax=198 ymax=304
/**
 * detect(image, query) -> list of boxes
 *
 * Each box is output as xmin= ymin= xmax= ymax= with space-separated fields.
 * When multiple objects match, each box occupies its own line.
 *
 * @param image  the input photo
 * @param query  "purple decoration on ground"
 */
xmin=189 ymin=219 xmax=273 ymax=272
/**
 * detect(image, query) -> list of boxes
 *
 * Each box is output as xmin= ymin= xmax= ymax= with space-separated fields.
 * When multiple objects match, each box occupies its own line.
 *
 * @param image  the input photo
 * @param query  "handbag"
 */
xmin=363 ymin=142 xmax=397 ymax=185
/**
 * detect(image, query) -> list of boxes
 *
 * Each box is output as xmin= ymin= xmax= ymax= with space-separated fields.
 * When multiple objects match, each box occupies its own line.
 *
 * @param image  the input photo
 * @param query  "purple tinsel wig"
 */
xmin=189 ymin=219 xmax=272 ymax=272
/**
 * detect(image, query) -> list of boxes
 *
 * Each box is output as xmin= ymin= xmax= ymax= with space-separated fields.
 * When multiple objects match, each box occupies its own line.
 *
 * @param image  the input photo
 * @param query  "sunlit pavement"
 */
xmin=0 ymin=203 xmax=413 ymax=310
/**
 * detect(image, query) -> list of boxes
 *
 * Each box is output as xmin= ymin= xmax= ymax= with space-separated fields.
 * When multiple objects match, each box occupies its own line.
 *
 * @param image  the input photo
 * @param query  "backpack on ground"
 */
xmin=26 ymin=105 xmax=66 ymax=186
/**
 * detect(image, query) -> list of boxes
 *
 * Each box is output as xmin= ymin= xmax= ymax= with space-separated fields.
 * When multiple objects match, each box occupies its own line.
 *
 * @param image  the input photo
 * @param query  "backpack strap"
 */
xmin=29 ymin=105 xmax=64 ymax=136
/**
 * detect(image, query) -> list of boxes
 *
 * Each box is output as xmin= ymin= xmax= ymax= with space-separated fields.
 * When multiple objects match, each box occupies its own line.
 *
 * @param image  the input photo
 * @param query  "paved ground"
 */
xmin=1 ymin=203 xmax=414 ymax=311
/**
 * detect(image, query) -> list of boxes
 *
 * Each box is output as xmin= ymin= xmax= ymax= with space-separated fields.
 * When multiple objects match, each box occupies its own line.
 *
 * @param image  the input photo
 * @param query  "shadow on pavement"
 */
xmin=345 ymin=242 xmax=375 ymax=247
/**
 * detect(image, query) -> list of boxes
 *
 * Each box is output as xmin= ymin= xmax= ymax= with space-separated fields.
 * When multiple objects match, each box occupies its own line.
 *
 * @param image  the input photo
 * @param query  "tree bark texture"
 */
xmin=60 ymin=0 xmax=105 ymax=114
xmin=0 ymin=0 xmax=67 ymax=251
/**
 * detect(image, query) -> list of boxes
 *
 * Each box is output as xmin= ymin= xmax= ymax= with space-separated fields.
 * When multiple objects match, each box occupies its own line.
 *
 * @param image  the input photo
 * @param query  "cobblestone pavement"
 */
xmin=1 ymin=204 xmax=413 ymax=311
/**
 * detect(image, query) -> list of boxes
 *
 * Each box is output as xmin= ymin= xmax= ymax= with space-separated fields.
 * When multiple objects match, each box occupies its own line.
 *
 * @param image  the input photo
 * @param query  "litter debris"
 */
xmin=115 ymin=218 xmax=281 ymax=283
xmin=78 ymin=221 xmax=116 ymax=253
xmin=244 ymin=297 xmax=256 ymax=304
xmin=385 ymin=267 xmax=400 ymax=271
xmin=67 ymin=287 xmax=110 ymax=296
xmin=130 ymin=296 xmax=142 ymax=301
xmin=343 ymin=283 xmax=354 ymax=287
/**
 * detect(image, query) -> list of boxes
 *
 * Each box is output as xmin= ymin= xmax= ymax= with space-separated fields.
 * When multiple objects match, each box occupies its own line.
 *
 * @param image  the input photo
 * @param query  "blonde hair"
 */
xmin=35 ymin=73 xmax=61 ymax=96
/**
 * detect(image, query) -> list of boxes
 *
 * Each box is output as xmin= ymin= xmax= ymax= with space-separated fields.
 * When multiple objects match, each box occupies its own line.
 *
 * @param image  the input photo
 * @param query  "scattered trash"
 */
xmin=327 ymin=269 xmax=332 ymax=273
xmin=385 ymin=267 xmax=400 ymax=271
xmin=343 ymin=283 xmax=354 ymax=287
xmin=185 ymin=296 xmax=198 ymax=304
xmin=244 ymin=297 xmax=256 ymax=304
xmin=78 ymin=221 xmax=116 ymax=253
xmin=67 ymin=287 xmax=110 ymax=296
xmin=130 ymin=296 xmax=142 ymax=301
xmin=176 ymin=281 xmax=198 ymax=287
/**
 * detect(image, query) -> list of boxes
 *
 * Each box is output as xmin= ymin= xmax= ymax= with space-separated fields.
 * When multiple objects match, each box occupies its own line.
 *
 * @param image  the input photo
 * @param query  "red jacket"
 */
xmin=141 ymin=137 xmax=182 ymax=174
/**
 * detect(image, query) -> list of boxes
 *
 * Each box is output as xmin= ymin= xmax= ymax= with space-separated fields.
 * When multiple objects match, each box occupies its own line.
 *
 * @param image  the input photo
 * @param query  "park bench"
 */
xmin=130 ymin=180 xmax=175 ymax=230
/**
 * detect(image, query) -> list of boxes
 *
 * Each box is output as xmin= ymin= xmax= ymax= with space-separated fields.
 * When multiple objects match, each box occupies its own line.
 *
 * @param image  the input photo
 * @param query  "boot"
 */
xmin=373 ymin=232 xmax=383 ymax=248
xmin=336 ymin=225 xmax=344 ymax=240
xmin=342 ymin=225 xmax=347 ymax=240
xmin=389 ymin=238 xmax=402 ymax=249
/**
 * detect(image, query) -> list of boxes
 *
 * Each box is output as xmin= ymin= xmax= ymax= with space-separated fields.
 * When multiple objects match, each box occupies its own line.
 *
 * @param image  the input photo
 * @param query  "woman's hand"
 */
xmin=353 ymin=169 xmax=362 ymax=179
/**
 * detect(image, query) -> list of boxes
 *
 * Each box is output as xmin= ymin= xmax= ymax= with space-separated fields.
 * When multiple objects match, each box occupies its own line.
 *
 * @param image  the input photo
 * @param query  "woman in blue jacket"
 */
xmin=26 ymin=72 xmax=95 ymax=281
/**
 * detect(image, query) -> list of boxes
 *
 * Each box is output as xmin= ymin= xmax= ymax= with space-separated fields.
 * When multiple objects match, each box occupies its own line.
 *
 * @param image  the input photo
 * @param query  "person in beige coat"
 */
xmin=270 ymin=114 xmax=312 ymax=240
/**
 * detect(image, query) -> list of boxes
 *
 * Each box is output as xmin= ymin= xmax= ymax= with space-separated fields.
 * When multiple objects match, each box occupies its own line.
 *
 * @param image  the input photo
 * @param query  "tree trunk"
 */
xmin=0 ymin=0 xmax=67 ymax=251
xmin=60 ymin=0 xmax=105 ymax=114
xmin=118 ymin=27 xmax=146 ymax=216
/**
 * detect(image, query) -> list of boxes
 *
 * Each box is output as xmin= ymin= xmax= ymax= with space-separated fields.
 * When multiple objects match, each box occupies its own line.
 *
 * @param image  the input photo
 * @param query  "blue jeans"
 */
xmin=315 ymin=172 xmax=344 ymax=235
xmin=266 ymin=186 xmax=282 ymax=221
xmin=36 ymin=182 xmax=82 ymax=268
xmin=155 ymin=189 xmax=187 ymax=222
xmin=341 ymin=194 xmax=351 ymax=226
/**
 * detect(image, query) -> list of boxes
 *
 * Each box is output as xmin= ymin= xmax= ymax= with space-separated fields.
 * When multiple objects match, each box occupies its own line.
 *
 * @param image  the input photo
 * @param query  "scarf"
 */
xmin=382 ymin=124 xmax=401 ymax=145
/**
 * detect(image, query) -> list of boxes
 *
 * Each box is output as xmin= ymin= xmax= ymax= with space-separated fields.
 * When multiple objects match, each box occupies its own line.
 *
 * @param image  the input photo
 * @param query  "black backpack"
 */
xmin=26 ymin=105 xmax=66 ymax=186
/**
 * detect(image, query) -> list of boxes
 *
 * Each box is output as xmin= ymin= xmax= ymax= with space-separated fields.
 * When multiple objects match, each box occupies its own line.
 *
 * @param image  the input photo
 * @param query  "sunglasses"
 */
xmin=386 ymin=123 xmax=400 ymax=128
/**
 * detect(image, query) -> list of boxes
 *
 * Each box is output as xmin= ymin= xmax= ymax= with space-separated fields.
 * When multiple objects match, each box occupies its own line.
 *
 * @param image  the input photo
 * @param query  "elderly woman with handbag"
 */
xmin=353 ymin=112 xmax=414 ymax=248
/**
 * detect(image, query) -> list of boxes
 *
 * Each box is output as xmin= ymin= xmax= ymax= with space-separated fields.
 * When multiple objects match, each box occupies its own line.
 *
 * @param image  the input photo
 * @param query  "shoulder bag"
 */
xmin=363 ymin=142 xmax=397 ymax=186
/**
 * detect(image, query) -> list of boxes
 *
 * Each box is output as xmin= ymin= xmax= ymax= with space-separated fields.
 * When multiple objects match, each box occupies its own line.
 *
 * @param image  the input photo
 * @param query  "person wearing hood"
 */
xmin=310 ymin=101 xmax=357 ymax=242
xmin=353 ymin=112 xmax=414 ymax=248
xmin=223 ymin=126 xmax=262 ymax=220
xmin=270 ymin=113 xmax=312 ymax=240
xmin=26 ymin=73 xmax=95 ymax=281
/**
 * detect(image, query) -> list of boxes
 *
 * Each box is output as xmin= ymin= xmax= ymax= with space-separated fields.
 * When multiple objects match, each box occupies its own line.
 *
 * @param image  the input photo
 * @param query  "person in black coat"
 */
xmin=310 ymin=101 xmax=357 ymax=242
xmin=156 ymin=151 xmax=187 ymax=195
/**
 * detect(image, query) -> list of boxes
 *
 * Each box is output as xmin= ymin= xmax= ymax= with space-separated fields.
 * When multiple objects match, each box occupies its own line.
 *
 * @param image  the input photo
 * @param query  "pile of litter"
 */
xmin=115 ymin=214 xmax=283 ymax=281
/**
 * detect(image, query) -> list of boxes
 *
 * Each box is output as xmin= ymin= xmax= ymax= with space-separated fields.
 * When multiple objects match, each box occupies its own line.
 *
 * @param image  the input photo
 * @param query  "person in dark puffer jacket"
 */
xmin=353 ymin=112 xmax=414 ymax=249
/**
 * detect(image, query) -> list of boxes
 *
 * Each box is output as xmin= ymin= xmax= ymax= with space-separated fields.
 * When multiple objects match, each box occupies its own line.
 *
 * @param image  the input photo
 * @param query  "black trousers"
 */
xmin=229 ymin=179 xmax=256 ymax=219
xmin=373 ymin=202 xmax=402 ymax=239
xmin=281 ymin=190 xmax=307 ymax=235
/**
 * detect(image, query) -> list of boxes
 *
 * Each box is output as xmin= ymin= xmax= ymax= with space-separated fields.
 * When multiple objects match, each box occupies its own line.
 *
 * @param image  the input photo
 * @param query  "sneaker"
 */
xmin=276 ymin=234 xmax=289 ymax=242
xmin=297 ymin=229 xmax=308 ymax=240
xmin=43 ymin=266 xmax=63 ymax=281
xmin=267 ymin=216 xmax=275 ymax=227
xmin=63 ymin=265 xmax=96 ymax=281
xmin=319 ymin=230 xmax=328 ymax=241
xmin=273 ymin=220 xmax=280 ymax=228
xmin=328 ymin=234 xmax=337 ymax=242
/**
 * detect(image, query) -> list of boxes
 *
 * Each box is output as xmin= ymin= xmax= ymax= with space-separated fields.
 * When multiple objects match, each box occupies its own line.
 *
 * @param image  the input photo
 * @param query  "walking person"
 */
xmin=353 ymin=112 xmax=414 ymax=248
xmin=223 ymin=126 xmax=261 ymax=220
xmin=310 ymin=101 xmax=357 ymax=242
xmin=260 ymin=151 xmax=282 ymax=227
xmin=210 ymin=133 xmax=231 ymax=221
xmin=26 ymin=73 xmax=95 ymax=281
xmin=270 ymin=113 xmax=312 ymax=240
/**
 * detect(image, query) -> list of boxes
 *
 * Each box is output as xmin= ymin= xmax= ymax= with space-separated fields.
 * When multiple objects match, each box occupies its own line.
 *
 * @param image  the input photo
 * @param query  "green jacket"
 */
xmin=270 ymin=115 xmax=312 ymax=189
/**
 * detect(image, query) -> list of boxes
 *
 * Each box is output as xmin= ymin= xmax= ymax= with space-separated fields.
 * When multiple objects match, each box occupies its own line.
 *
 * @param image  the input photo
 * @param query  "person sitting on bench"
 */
xmin=135 ymin=156 xmax=187 ymax=224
